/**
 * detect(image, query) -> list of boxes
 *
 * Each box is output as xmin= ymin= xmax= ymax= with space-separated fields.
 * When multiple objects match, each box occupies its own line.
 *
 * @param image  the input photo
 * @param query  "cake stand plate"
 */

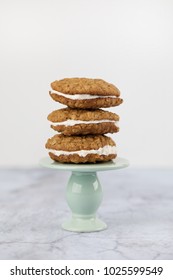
xmin=40 ymin=157 xmax=129 ymax=232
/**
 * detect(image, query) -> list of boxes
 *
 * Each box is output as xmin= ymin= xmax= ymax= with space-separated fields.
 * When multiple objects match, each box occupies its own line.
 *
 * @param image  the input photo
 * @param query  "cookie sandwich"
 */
xmin=45 ymin=134 xmax=117 ymax=163
xmin=48 ymin=108 xmax=119 ymax=136
xmin=49 ymin=78 xmax=123 ymax=109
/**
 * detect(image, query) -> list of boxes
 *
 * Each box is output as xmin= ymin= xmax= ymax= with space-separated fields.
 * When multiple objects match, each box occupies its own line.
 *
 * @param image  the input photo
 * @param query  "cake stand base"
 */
xmin=62 ymin=217 xmax=107 ymax=232
xmin=62 ymin=170 xmax=106 ymax=232
xmin=40 ymin=157 xmax=129 ymax=233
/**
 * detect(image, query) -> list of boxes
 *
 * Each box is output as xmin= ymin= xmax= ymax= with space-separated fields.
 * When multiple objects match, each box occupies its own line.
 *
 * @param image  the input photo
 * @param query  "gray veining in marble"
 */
xmin=0 ymin=167 xmax=173 ymax=260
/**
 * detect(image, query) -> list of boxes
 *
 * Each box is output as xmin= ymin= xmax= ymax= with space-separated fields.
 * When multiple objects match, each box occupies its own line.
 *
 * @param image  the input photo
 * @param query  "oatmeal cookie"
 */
xmin=48 ymin=108 xmax=119 ymax=135
xmin=49 ymin=77 xmax=123 ymax=109
xmin=45 ymin=134 xmax=117 ymax=163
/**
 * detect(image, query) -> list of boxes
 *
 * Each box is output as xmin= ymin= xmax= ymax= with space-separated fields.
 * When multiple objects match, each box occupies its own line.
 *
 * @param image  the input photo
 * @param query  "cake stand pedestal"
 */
xmin=40 ymin=157 xmax=129 ymax=232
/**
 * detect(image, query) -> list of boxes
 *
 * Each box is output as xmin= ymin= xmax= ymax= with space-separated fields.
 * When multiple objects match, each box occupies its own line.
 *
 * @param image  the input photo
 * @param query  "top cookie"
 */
xmin=50 ymin=77 xmax=123 ymax=109
xmin=51 ymin=78 xmax=120 ymax=96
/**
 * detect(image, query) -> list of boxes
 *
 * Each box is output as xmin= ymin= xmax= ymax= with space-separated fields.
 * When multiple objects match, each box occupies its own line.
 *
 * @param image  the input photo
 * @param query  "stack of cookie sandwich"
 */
xmin=45 ymin=78 xmax=123 ymax=163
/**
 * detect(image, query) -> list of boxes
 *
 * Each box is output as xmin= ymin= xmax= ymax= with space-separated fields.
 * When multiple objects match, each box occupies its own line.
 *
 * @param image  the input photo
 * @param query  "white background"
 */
xmin=0 ymin=0 xmax=173 ymax=167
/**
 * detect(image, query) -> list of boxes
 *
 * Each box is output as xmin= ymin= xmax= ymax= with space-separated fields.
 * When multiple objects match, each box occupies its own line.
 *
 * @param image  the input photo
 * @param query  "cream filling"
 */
xmin=51 ymin=119 xmax=119 ymax=127
xmin=48 ymin=145 xmax=116 ymax=157
xmin=50 ymin=90 xmax=117 ymax=100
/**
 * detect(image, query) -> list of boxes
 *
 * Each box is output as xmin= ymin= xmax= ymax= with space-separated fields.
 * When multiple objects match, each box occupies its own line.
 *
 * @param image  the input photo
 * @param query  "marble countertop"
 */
xmin=0 ymin=166 xmax=173 ymax=260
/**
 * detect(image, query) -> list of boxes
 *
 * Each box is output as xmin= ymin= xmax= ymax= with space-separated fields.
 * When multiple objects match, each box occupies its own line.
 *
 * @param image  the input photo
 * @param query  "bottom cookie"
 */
xmin=49 ymin=152 xmax=116 ymax=163
xmin=45 ymin=134 xmax=117 ymax=163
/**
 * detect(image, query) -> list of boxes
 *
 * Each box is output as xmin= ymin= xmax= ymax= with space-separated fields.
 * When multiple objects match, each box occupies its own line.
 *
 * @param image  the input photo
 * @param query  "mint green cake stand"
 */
xmin=40 ymin=157 xmax=129 ymax=232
